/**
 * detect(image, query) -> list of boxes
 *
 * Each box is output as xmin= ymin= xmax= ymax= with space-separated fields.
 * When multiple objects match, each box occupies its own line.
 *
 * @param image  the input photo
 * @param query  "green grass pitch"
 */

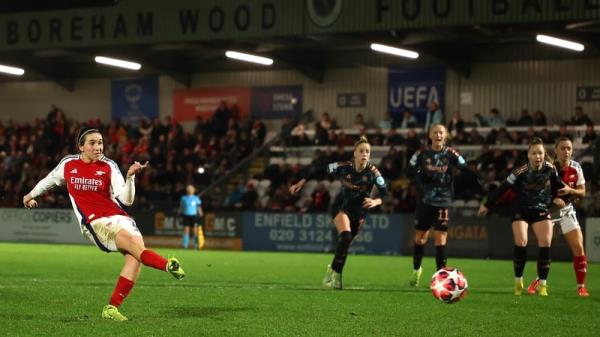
xmin=0 ymin=242 xmax=598 ymax=337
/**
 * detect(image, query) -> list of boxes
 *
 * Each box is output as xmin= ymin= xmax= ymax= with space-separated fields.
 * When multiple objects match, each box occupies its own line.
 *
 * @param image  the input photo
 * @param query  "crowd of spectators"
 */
xmin=240 ymin=106 xmax=599 ymax=217
xmin=0 ymin=104 xmax=267 ymax=210
xmin=286 ymin=108 xmax=597 ymax=149
xmin=2 ymin=103 xmax=599 ymax=218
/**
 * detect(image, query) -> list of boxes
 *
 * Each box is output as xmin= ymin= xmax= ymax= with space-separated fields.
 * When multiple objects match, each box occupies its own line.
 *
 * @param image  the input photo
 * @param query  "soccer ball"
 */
xmin=430 ymin=267 xmax=468 ymax=303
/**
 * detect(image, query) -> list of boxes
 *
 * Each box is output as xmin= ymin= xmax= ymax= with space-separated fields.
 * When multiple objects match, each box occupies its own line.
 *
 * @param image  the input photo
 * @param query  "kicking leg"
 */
xmin=115 ymin=229 xmax=185 ymax=280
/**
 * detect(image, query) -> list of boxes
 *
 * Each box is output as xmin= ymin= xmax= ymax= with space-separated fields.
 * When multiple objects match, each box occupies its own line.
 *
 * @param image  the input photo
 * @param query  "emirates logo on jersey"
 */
xmin=70 ymin=176 xmax=103 ymax=191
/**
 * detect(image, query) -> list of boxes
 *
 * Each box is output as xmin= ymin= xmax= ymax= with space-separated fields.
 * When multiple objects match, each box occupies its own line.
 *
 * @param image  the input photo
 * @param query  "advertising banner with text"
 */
xmin=242 ymin=213 xmax=406 ymax=255
xmin=251 ymin=85 xmax=303 ymax=119
xmin=173 ymin=87 xmax=250 ymax=122
xmin=0 ymin=208 xmax=88 ymax=244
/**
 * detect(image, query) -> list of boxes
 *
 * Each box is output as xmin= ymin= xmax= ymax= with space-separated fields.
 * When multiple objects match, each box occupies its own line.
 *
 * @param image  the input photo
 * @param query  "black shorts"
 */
xmin=511 ymin=208 xmax=551 ymax=224
xmin=332 ymin=202 xmax=366 ymax=238
xmin=182 ymin=215 xmax=200 ymax=227
xmin=415 ymin=203 xmax=449 ymax=232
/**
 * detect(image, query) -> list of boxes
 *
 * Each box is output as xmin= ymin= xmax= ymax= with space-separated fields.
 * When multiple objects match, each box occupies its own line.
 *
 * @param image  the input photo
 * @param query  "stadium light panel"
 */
xmin=225 ymin=51 xmax=273 ymax=66
xmin=0 ymin=64 xmax=25 ymax=76
xmin=94 ymin=56 xmax=142 ymax=70
xmin=536 ymin=34 xmax=584 ymax=52
xmin=370 ymin=43 xmax=419 ymax=59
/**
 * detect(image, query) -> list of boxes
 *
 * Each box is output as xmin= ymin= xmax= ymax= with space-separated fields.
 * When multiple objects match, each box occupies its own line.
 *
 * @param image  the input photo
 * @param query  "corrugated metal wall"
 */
xmin=454 ymin=59 xmax=600 ymax=124
xmin=188 ymin=67 xmax=389 ymax=127
xmin=1 ymin=58 xmax=599 ymax=127
xmin=185 ymin=58 xmax=600 ymax=127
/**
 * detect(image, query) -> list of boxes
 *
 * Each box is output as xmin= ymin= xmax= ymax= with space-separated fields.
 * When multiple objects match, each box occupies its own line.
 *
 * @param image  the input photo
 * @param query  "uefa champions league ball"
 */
xmin=430 ymin=267 xmax=468 ymax=303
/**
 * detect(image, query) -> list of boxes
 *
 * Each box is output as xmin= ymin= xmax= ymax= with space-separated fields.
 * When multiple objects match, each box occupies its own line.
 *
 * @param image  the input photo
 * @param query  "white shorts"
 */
xmin=82 ymin=215 xmax=141 ymax=252
xmin=553 ymin=204 xmax=580 ymax=235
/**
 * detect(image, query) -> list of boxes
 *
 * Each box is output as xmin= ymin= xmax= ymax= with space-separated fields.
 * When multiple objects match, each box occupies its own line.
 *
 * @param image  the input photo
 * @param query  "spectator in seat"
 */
xmin=518 ymin=109 xmax=534 ymax=126
xmin=370 ymin=127 xmax=385 ymax=146
xmin=405 ymin=129 xmax=421 ymax=163
xmin=524 ymin=127 xmax=537 ymax=144
xmin=540 ymin=128 xmax=555 ymax=144
xmin=558 ymin=123 xmax=572 ymax=140
xmin=447 ymin=111 xmax=465 ymax=137
xmin=583 ymin=124 xmax=597 ymax=144
xmin=468 ymin=128 xmax=485 ymax=145
xmin=533 ymin=110 xmax=547 ymax=126
xmin=308 ymin=183 xmax=330 ymax=212
xmin=384 ymin=128 xmax=404 ymax=146
xmin=379 ymin=112 xmax=395 ymax=131
xmin=487 ymin=108 xmax=506 ymax=128
xmin=400 ymin=109 xmax=417 ymax=128
xmin=571 ymin=106 xmax=593 ymax=126
xmin=424 ymin=101 xmax=443 ymax=132
xmin=352 ymin=113 xmax=366 ymax=130
xmin=239 ymin=181 xmax=259 ymax=210
xmin=317 ymin=116 xmax=331 ymax=143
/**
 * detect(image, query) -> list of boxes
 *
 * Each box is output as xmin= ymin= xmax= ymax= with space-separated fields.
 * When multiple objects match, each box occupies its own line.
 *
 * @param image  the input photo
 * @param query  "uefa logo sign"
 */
xmin=307 ymin=0 xmax=343 ymax=28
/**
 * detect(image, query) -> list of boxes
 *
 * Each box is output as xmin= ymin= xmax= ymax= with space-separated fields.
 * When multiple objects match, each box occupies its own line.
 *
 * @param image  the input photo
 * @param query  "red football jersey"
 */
xmin=557 ymin=159 xmax=585 ymax=204
xmin=31 ymin=155 xmax=132 ymax=227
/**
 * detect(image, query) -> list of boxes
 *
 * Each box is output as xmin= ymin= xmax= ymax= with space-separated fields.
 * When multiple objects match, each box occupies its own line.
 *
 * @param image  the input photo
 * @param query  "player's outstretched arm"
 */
xmin=289 ymin=179 xmax=306 ymax=194
xmin=362 ymin=197 xmax=382 ymax=209
xmin=127 ymin=161 xmax=149 ymax=177
xmin=23 ymin=193 xmax=38 ymax=209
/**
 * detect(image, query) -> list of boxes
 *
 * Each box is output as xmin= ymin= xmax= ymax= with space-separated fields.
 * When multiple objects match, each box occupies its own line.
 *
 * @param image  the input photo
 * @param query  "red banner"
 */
xmin=173 ymin=87 xmax=251 ymax=122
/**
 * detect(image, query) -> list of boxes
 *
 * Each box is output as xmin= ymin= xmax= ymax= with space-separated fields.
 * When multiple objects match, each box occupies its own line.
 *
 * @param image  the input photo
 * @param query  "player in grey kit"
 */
xmin=479 ymin=137 xmax=564 ymax=296
xmin=408 ymin=124 xmax=475 ymax=287
xmin=289 ymin=136 xmax=387 ymax=289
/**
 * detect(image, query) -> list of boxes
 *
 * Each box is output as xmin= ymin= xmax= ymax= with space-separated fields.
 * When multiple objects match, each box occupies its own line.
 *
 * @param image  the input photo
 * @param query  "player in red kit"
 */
xmin=22 ymin=127 xmax=186 ymax=321
xmin=527 ymin=136 xmax=589 ymax=297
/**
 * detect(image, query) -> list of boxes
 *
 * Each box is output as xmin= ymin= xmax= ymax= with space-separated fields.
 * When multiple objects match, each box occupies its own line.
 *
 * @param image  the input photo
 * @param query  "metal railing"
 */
xmin=199 ymin=110 xmax=312 ymax=197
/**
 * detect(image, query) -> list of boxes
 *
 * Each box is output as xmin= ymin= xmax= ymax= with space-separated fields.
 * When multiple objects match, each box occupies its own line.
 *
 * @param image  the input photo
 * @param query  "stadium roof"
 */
xmin=0 ymin=0 xmax=598 ymax=90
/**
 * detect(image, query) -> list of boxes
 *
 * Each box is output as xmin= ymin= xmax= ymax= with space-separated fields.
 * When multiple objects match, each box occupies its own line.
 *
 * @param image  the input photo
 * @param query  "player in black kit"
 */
xmin=289 ymin=136 xmax=387 ymax=289
xmin=478 ymin=137 xmax=565 ymax=296
xmin=407 ymin=124 xmax=472 ymax=287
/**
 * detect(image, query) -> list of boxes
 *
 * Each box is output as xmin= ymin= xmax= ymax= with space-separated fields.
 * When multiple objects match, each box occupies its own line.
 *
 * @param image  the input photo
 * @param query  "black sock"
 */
xmin=331 ymin=231 xmax=352 ymax=273
xmin=514 ymin=246 xmax=527 ymax=278
xmin=435 ymin=245 xmax=447 ymax=270
xmin=413 ymin=244 xmax=424 ymax=270
xmin=537 ymin=247 xmax=551 ymax=280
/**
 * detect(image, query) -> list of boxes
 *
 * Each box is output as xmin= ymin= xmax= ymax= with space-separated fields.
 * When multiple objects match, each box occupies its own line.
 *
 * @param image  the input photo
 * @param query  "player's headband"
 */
xmin=77 ymin=128 xmax=100 ymax=145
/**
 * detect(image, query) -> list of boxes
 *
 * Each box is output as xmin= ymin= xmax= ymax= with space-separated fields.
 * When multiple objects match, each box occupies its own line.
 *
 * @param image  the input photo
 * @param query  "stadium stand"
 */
xmin=1 ymin=106 xmax=598 ymax=218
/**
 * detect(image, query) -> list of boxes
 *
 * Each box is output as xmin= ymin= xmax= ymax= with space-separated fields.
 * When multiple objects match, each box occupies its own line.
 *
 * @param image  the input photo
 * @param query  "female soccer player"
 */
xmin=179 ymin=184 xmax=205 ymax=250
xmin=527 ymin=136 xmax=589 ymax=297
xmin=478 ymin=137 xmax=564 ymax=296
xmin=289 ymin=136 xmax=387 ymax=290
xmin=407 ymin=124 xmax=471 ymax=287
xmin=22 ymin=127 xmax=185 ymax=321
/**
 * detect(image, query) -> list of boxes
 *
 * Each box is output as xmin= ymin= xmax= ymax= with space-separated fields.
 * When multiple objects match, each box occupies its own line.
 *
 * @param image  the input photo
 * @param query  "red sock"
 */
xmin=574 ymin=255 xmax=587 ymax=286
xmin=140 ymin=249 xmax=168 ymax=271
xmin=109 ymin=276 xmax=135 ymax=307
